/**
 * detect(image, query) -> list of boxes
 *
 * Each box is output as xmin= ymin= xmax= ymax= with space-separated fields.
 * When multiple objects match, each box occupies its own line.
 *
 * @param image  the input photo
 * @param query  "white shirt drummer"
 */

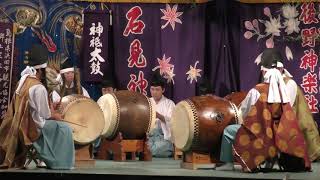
xmin=150 ymin=95 xmax=175 ymax=141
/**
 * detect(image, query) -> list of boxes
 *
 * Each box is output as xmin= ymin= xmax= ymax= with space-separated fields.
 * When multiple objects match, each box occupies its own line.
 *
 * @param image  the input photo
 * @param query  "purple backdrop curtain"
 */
xmin=205 ymin=1 xmax=240 ymax=96
xmin=239 ymin=2 xmax=320 ymax=124
xmin=79 ymin=1 xmax=320 ymax=125
xmin=80 ymin=1 xmax=240 ymax=102
xmin=110 ymin=3 xmax=207 ymax=102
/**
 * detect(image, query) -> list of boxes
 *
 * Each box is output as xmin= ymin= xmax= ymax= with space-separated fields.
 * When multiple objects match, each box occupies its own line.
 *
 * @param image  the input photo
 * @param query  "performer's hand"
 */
xmin=51 ymin=102 xmax=61 ymax=111
xmin=156 ymin=112 xmax=165 ymax=123
xmin=51 ymin=112 xmax=63 ymax=121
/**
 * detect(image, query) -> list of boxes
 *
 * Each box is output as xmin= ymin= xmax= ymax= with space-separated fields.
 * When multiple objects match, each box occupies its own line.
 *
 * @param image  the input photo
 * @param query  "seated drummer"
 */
xmin=52 ymin=57 xmax=90 ymax=103
xmin=148 ymin=73 xmax=175 ymax=158
xmin=93 ymin=75 xmax=117 ymax=156
xmin=216 ymin=48 xmax=312 ymax=172
xmin=100 ymin=76 xmax=116 ymax=95
xmin=0 ymin=44 xmax=75 ymax=169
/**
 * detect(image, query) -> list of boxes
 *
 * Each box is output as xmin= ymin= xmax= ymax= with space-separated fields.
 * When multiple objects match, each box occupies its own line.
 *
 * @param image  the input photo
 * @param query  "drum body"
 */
xmin=172 ymin=95 xmax=241 ymax=152
xmin=97 ymin=90 xmax=156 ymax=140
xmin=224 ymin=91 xmax=247 ymax=106
xmin=59 ymin=94 xmax=105 ymax=145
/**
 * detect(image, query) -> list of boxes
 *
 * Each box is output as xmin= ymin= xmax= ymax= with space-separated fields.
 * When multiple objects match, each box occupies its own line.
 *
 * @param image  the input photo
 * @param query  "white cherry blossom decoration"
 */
xmin=160 ymin=4 xmax=183 ymax=31
xmin=163 ymin=67 xmax=176 ymax=84
xmin=152 ymin=54 xmax=174 ymax=76
xmin=186 ymin=61 xmax=202 ymax=84
xmin=282 ymin=4 xmax=300 ymax=35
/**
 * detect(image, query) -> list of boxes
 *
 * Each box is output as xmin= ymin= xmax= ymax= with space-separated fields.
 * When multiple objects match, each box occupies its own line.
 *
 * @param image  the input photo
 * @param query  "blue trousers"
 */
xmin=220 ymin=124 xmax=241 ymax=163
xmin=33 ymin=120 xmax=75 ymax=169
xmin=148 ymin=127 xmax=173 ymax=158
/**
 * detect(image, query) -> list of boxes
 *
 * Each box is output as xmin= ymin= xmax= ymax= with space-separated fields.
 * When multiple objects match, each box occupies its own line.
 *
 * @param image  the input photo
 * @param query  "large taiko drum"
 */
xmin=59 ymin=94 xmax=105 ymax=145
xmin=171 ymin=95 xmax=242 ymax=153
xmin=97 ymin=90 xmax=156 ymax=140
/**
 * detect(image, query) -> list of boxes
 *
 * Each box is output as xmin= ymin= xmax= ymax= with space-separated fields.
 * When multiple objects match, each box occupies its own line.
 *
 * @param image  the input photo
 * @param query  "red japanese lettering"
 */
xmin=305 ymin=95 xmax=319 ymax=113
xmin=299 ymin=2 xmax=319 ymax=24
xmin=127 ymin=71 xmax=148 ymax=95
xmin=127 ymin=39 xmax=146 ymax=68
xmin=123 ymin=6 xmax=145 ymax=37
xmin=301 ymin=27 xmax=319 ymax=47
xmin=300 ymin=49 xmax=318 ymax=72
xmin=301 ymin=72 xmax=318 ymax=94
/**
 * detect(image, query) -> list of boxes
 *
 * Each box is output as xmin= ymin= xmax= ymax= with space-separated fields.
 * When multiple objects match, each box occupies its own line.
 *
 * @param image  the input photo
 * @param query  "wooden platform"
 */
xmin=0 ymin=158 xmax=319 ymax=180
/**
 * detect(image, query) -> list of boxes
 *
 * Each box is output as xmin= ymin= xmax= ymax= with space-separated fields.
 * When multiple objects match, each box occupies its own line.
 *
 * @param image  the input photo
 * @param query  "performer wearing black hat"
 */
xmin=216 ymin=48 xmax=313 ymax=172
xmin=52 ymin=57 xmax=90 ymax=103
xmin=0 ymin=44 xmax=74 ymax=169
xmin=92 ymin=75 xmax=116 ymax=155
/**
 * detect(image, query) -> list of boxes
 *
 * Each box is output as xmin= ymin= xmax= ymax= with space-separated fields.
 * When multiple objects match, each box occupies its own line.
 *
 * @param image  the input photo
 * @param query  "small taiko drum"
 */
xmin=59 ymin=94 xmax=105 ymax=145
xmin=97 ymin=90 xmax=156 ymax=140
xmin=171 ymin=95 xmax=241 ymax=152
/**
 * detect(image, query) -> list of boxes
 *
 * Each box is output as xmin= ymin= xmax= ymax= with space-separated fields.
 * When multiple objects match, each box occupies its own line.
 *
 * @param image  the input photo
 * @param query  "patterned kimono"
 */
xmin=286 ymin=78 xmax=320 ymax=161
xmin=233 ymin=83 xmax=311 ymax=172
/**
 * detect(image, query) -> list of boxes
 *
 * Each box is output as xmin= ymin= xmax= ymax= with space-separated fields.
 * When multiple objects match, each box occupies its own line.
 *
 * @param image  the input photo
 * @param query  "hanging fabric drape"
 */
xmin=68 ymin=0 xmax=207 ymax=3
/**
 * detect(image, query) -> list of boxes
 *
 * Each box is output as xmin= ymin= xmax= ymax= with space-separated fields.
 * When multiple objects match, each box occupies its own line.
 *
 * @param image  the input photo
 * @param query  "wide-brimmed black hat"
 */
xmin=28 ymin=44 xmax=48 ymax=68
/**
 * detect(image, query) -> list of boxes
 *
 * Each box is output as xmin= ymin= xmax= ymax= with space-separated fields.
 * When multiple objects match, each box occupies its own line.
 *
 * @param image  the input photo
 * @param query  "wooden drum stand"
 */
xmin=96 ymin=132 xmax=152 ymax=161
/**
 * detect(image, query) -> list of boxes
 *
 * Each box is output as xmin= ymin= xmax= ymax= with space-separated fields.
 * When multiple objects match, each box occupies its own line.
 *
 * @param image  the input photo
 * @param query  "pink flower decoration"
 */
xmin=252 ymin=19 xmax=259 ymax=30
xmin=264 ymin=7 xmax=271 ymax=17
xmin=266 ymin=37 xmax=274 ymax=48
xmin=244 ymin=21 xmax=254 ymax=30
xmin=244 ymin=31 xmax=253 ymax=39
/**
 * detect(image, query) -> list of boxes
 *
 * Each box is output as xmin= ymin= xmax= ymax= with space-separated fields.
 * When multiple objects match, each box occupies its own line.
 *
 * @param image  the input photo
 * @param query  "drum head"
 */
xmin=171 ymin=100 xmax=195 ymax=151
xmin=146 ymin=94 xmax=157 ymax=133
xmin=97 ymin=94 xmax=119 ymax=138
xmin=61 ymin=95 xmax=105 ymax=145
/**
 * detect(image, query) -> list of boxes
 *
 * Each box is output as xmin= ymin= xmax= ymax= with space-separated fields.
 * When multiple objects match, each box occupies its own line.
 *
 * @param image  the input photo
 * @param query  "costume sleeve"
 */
xmin=82 ymin=87 xmax=90 ymax=98
xmin=52 ymin=90 xmax=61 ymax=103
xmin=239 ymin=88 xmax=260 ymax=122
xmin=160 ymin=99 xmax=175 ymax=141
xmin=29 ymin=85 xmax=51 ymax=128
xmin=285 ymin=79 xmax=297 ymax=107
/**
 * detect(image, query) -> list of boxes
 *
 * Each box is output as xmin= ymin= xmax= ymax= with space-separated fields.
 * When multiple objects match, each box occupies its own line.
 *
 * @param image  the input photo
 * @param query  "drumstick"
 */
xmin=60 ymin=119 xmax=88 ymax=128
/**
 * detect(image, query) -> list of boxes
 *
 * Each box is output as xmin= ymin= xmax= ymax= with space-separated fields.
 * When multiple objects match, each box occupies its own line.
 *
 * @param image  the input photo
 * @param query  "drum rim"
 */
xmin=186 ymin=99 xmax=200 ymax=150
xmin=228 ymin=101 xmax=240 ymax=124
xmin=108 ymin=93 xmax=120 ymax=139
xmin=60 ymin=95 xmax=91 ymax=116
xmin=172 ymin=100 xmax=199 ymax=151
xmin=98 ymin=94 xmax=119 ymax=138
xmin=61 ymin=95 xmax=105 ymax=144
xmin=144 ymin=93 xmax=156 ymax=133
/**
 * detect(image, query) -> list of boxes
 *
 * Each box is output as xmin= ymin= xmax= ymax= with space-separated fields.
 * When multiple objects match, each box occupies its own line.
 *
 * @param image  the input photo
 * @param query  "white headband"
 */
xmin=33 ymin=62 xmax=47 ymax=69
xmin=261 ymin=61 xmax=293 ymax=78
xmin=60 ymin=67 xmax=74 ymax=74
xmin=16 ymin=66 xmax=37 ymax=94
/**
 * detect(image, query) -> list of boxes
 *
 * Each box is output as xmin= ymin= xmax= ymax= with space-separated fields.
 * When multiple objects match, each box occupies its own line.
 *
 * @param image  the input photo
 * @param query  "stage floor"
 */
xmin=0 ymin=158 xmax=319 ymax=180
